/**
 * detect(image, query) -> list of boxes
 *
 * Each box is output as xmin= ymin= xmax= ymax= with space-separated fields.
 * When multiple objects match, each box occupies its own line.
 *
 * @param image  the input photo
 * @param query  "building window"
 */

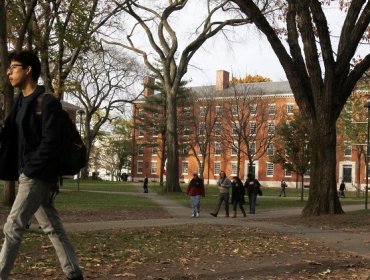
xmin=266 ymin=162 xmax=274 ymax=176
xmin=232 ymin=105 xmax=238 ymax=116
xmin=214 ymin=161 xmax=221 ymax=176
xmin=214 ymin=122 xmax=221 ymax=136
xmin=232 ymin=121 xmax=239 ymax=136
xmin=267 ymin=143 xmax=274 ymax=156
xmin=199 ymin=143 xmax=205 ymax=155
xmin=183 ymin=127 xmax=190 ymax=137
xmin=199 ymin=122 xmax=206 ymax=136
xmin=304 ymin=168 xmax=311 ymax=178
xmin=138 ymin=126 xmax=144 ymax=137
xmin=344 ymin=142 xmax=352 ymax=157
xmin=138 ymin=108 xmax=145 ymax=118
xmin=181 ymin=144 xmax=190 ymax=156
xmin=216 ymin=106 xmax=222 ymax=117
xmin=268 ymin=104 xmax=276 ymax=115
xmin=151 ymin=146 xmax=157 ymax=155
xmin=200 ymin=106 xmax=206 ymax=117
xmin=231 ymin=141 xmax=238 ymax=156
xmin=214 ymin=142 xmax=221 ymax=155
xmin=250 ymin=104 xmax=257 ymax=115
xmin=137 ymin=161 xmax=143 ymax=174
xmin=230 ymin=162 xmax=237 ymax=176
xmin=152 ymin=126 xmax=158 ymax=137
xmin=182 ymin=107 xmax=191 ymax=117
xmin=137 ymin=145 xmax=144 ymax=156
xmin=287 ymin=104 xmax=294 ymax=115
xmin=151 ymin=161 xmax=157 ymax=174
xmin=285 ymin=168 xmax=292 ymax=177
xmin=182 ymin=161 xmax=189 ymax=175
xmin=250 ymin=121 xmax=257 ymax=135
xmin=249 ymin=142 xmax=256 ymax=155
xmin=268 ymin=122 xmax=275 ymax=135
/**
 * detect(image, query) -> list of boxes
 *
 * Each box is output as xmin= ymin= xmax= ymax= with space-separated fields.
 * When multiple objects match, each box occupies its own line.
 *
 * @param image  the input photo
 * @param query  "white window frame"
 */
xmin=200 ymin=106 xmax=206 ymax=117
xmin=232 ymin=121 xmax=239 ymax=136
xmin=268 ymin=122 xmax=275 ymax=135
xmin=344 ymin=142 xmax=352 ymax=157
xmin=214 ymin=122 xmax=221 ymax=136
xmin=268 ymin=104 xmax=276 ymax=115
xmin=151 ymin=146 xmax=157 ymax=156
xmin=249 ymin=142 xmax=256 ymax=155
xmin=216 ymin=106 xmax=222 ymax=116
xmin=250 ymin=121 xmax=257 ymax=135
xmin=231 ymin=141 xmax=238 ymax=156
xmin=151 ymin=161 xmax=157 ymax=174
xmin=267 ymin=143 xmax=274 ymax=156
xmin=232 ymin=105 xmax=238 ymax=116
xmin=230 ymin=162 xmax=238 ymax=176
xmin=266 ymin=162 xmax=274 ymax=177
xmin=137 ymin=145 xmax=144 ymax=156
xmin=287 ymin=104 xmax=294 ymax=115
xmin=138 ymin=126 xmax=144 ymax=137
xmin=214 ymin=161 xmax=221 ymax=176
xmin=214 ymin=142 xmax=221 ymax=156
xmin=199 ymin=122 xmax=206 ymax=136
xmin=250 ymin=104 xmax=257 ymax=115
xmin=137 ymin=160 xmax=143 ymax=174
xmin=182 ymin=161 xmax=189 ymax=175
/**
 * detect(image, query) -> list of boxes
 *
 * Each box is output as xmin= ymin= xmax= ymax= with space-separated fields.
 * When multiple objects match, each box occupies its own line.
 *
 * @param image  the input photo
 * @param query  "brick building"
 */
xmin=131 ymin=70 xmax=369 ymax=190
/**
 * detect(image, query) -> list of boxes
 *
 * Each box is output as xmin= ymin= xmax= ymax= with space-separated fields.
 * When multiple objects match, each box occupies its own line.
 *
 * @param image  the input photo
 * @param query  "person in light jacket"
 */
xmin=210 ymin=171 xmax=232 ymax=217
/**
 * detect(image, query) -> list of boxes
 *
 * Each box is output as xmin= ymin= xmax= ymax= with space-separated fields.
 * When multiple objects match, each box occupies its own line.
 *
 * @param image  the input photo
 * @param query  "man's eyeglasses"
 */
xmin=7 ymin=64 xmax=24 ymax=72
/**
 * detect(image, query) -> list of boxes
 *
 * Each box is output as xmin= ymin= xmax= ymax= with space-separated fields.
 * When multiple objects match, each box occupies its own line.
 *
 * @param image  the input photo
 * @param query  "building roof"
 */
xmin=190 ymin=81 xmax=293 ymax=99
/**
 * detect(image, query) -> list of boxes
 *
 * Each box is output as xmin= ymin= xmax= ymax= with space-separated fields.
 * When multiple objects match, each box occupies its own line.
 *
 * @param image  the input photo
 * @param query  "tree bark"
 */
xmin=303 ymin=121 xmax=343 ymax=215
xmin=165 ymin=89 xmax=181 ymax=192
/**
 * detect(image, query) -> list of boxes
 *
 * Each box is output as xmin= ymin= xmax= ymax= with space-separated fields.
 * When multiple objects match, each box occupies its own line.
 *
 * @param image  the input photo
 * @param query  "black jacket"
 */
xmin=0 ymin=86 xmax=62 ymax=183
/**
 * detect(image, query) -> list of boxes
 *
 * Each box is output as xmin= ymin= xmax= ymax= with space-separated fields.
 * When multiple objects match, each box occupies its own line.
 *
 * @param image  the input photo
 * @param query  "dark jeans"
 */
xmin=248 ymin=193 xmax=257 ymax=214
xmin=212 ymin=193 xmax=229 ymax=216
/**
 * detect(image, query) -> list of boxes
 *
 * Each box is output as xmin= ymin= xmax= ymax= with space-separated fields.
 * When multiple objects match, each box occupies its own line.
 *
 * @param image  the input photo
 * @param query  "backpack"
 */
xmin=37 ymin=93 xmax=87 ymax=176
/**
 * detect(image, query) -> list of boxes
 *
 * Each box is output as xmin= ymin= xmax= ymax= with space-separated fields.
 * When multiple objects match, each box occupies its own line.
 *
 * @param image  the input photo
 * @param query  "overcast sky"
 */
xmin=179 ymin=2 xmax=368 ymax=87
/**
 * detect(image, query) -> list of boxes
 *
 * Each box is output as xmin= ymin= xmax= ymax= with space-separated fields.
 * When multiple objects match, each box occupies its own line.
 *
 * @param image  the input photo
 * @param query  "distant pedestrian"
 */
xmin=143 ymin=175 xmax=149 ymax=193
xmin=210 ymin=171 xmax=232 ymax=217
xmin=339 ymin=180 xmax=346 ymax=198
xmin=244 ymin=173 xmax=261 ymax=214
xmin=186 ymin=172 xmax=205 ymax=218
xmin=231 ymin=176 xmax=246 ymax=218
xmin=279 ymin=179 xmax=287 ymax=197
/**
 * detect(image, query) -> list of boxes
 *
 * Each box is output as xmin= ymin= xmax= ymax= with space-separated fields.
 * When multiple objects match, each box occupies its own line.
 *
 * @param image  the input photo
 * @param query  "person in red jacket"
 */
xmin=186 ymin=172 xmax=205 ymax=218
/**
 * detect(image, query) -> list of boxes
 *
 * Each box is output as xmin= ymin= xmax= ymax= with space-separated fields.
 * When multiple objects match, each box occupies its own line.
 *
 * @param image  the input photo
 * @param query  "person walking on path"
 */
xmin=244 ymin=173 xmax=261 ymax=214
xmin=143 ymin=175 xmax=149 ymax=193
xmin=339 ymin=180 xmax=346 ymax=198
xmin=0 ymin=50 xmax=83 ymax=280
xmin=186 ymin=172 xmax=205 ymax=218
xmin=231 ymin=176 xmax=246 ymax=218
xmin=279 ymin=179 xmax=287 ymax=197
xmin=210 ymin=171 xmax=232 ymax=217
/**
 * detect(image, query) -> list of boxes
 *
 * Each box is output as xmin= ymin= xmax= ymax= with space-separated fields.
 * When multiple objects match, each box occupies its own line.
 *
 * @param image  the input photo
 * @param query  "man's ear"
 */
xmin=25 ymin=66 xmax=32 ymax=76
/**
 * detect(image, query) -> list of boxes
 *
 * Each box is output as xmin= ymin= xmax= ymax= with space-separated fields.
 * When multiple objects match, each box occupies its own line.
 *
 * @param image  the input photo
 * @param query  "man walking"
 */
xmin=210 ymin=171 xmax=232 ymax=217
xmin=0 ymin=50 xmax=83 ymax=280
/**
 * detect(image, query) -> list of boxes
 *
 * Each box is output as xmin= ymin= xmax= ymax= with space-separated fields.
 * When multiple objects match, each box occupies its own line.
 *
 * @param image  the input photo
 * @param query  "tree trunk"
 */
xmin=302 ymin=122 xmax=344 ymax=216
xmin=165 ymin=90 xmax=181 ymax=192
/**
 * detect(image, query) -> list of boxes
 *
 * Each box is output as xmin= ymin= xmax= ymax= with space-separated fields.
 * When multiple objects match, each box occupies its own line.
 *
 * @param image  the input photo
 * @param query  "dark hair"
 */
xmin=8 ymin=50 xmax=41 ymax=82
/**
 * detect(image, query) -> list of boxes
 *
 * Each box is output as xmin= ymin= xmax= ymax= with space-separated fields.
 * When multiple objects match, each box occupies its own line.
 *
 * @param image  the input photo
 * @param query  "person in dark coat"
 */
xmin=186 ymin=172 xmax=205 ymax=217
xmin=339 ymin=180 xmax=346 ymax=198
xmin=279 ymin=179 xmax=287 ymax=197
xmin=244 ymin=173 xmax=261 ymax=214
xmin=231 ymin=176 xmax=246 ymax=218
xmin=0 ymin=50 xmax=83 ymax=280
xmin=143 ymin=175 xmax=149 ymax=193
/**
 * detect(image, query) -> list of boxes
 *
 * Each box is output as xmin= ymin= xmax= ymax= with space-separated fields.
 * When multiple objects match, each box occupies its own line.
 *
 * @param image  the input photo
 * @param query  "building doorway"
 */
xmin=342 ymin=164 xmax=352 ymax=183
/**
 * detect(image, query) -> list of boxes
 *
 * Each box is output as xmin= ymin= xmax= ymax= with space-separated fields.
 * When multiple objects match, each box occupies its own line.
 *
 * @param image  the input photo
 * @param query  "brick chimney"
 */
xmin=143 ymin=76 xmax=155 ymax=96
xmin=215 ymin=70 xmax=229 ymax=91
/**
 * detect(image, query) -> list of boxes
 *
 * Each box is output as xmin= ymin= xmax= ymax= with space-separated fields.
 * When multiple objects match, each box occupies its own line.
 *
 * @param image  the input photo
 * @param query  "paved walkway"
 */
xmin=61 ymin=185 xmax=370 ymax=260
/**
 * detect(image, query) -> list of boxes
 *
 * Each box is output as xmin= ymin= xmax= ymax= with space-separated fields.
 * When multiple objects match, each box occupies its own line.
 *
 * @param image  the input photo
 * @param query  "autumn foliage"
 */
xmin=231 ymin=74 xmax=272 ymax=84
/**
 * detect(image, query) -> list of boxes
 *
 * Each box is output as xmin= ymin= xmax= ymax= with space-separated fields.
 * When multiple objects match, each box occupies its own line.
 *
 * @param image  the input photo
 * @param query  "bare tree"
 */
xmin=223 ymin=84 xmax=274 ymax=178
xmin=67 ymin=47 xmax=144 ymax=178
xmin=186 ymin=90 xmax=218 ymax=180
xmin=231 ymin=0 xmax=370 ymax=215
xmin=102 ymin=0 xmax=255 ymax=192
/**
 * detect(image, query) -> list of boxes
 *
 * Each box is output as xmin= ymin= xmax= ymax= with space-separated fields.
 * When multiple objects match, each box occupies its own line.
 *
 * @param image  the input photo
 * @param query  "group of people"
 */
xmin=186 ymin=171 xmax=262 ymax=218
